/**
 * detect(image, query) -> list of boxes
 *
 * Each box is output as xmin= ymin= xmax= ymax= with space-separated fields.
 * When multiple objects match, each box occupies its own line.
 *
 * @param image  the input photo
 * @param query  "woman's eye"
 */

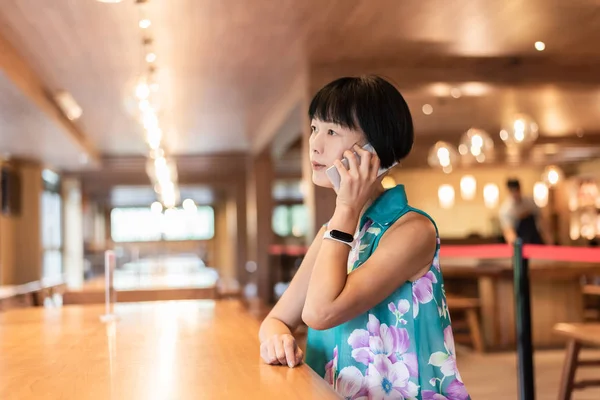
xmin=310 ymin=126 xmax=316 ymax=134
xmin=328 ymin=129 xmax=337 ymax=136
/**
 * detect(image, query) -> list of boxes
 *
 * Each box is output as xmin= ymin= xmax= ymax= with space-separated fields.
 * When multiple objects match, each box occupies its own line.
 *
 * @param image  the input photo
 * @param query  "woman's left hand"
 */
xmin=333 ymin=144 xmax=381 ymax=215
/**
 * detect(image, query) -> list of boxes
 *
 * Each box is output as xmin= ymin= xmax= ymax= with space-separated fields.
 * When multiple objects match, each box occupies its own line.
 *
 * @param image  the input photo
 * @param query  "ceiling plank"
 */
xmin=311 ymin=56 xmax=600 ymax=90
xmin=0 ymin=31 xmax=100 ymax=163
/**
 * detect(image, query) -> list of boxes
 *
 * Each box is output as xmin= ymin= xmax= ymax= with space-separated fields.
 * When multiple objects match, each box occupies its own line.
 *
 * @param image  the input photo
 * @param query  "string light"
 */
xmin=130 ymin=0 xmax=180 ymax=209
xmin=145 ymin=52 xmax=157 ymax=63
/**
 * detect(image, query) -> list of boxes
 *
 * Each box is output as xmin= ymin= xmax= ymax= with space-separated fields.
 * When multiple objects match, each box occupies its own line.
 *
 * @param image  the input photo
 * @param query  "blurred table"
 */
xmin=0 ymin=301 xmax=340 ymax=400
xmin=442 ymin=258 xmax=600 ymax=349
xmin=63 ymin=268 xmax=219 ymax=304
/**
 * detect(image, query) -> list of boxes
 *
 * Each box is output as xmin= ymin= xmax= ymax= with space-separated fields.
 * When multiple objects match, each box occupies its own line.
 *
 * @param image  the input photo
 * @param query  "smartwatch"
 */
xmin=324 ymin=229 xmax=354 ymax=247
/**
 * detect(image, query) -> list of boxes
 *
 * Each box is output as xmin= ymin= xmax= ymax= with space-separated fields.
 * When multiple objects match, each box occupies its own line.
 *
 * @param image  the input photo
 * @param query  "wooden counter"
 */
xmin=0 ymin=279 xmax=66 ymax=311
xmin=441 ymin=258 xmax=600 ymax=349
xmin=0 ymin=301 xmax=340 ymax=400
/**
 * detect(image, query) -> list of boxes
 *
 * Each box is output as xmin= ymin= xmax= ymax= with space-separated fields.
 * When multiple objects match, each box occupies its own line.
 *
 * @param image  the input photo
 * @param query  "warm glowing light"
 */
xmin=533 ymin=182 xmax=549 ymax=207
xmin=438 ymin=185 xmax=455 ymax=209
xmin=142 ymin=111 xmax=159 ymax=130
xmin=460 ymin=175 xmax=477 ymax=201
xmin=139 ymin=19 xmax=151 ymax=29
xmin=182 ymin=198 xmax=197 ymax=212
xmin=135 ymin=81 xmax=150 ymax=100
xmin=146 ymin=128 xmax=162 ymax=150
xmin=534 ymin=41 xmax=545 ymax=51
xmin=501 ymin=114 xmax=538 ymax=147
xmin=543 ymin=165 xmax=563 ymax=187
xmin=459 ymin=128 xmax=494 ymax=164
xmin=422 ymin=104 xmax=433 ymax=115
xmin=483 ymin=183 xmax=499 ymax=209
xmin=450 ymin=88 xmax=462 ymax=99
xmin=150 ymin=201 xmax=163 ymax=213
xmin=146 ymin=52 xmax=157 ymax=63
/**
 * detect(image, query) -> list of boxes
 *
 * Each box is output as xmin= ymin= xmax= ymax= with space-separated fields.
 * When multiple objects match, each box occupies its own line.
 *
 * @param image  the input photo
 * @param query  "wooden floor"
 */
xmin=456 ymin=348 xmax=600 ymax=399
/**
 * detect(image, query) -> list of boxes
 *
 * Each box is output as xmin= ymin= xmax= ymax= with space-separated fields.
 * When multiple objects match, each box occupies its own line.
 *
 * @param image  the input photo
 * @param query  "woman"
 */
xmin=259 ymin=76 xmax=469 ymax=399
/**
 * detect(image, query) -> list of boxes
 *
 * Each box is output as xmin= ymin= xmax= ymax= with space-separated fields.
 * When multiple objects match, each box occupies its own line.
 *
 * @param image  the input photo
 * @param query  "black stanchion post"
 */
xmin=513 ymin=239 xmax=535 ymax=400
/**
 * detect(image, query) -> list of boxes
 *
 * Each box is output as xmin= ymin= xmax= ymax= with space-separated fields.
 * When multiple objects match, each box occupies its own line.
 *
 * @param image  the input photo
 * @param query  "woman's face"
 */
xmin=309 ymin=118 xmax=366 ymax=188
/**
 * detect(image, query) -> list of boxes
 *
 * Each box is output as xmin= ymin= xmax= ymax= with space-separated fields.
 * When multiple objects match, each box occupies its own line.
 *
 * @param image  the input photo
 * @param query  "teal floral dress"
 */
xmin=305 ymin=185 xmax=470 ymax=400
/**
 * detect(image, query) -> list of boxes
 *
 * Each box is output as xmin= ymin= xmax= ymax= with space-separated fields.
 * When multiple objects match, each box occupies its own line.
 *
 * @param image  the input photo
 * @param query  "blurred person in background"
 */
xmin=500 ymin=178 xmax=551 ymax=245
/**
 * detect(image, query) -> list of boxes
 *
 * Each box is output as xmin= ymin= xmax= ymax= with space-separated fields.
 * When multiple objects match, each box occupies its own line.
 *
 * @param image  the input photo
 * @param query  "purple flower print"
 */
xmin=388 ymin=299 xmax=410 ymax=325
xmin=336 ymin=366 xmax=368 ymax=400
xmin=324 ymin=346 xmax=338 ymax=386
xmin=422 ymin=392 xmax=447 ymax=400
xmin=433 ymin=253 xmax=441 ymax=273
xmin=428 ymin=327 xmax=463 ymax=382
xmin=422 ymin=380 xmax=469 ymax=400
xmin=445 ymin=380 xmax=469 ymax=400
xmin=348 ymin=315 xmax=418 ymax=378
xmin=365 ymin=355 xmax=419 ymax=399
xmin=412 ymin=271 xmax=438 ymax=318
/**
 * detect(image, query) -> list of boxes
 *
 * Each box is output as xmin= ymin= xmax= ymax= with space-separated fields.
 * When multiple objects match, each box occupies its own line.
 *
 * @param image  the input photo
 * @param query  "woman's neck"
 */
xmin=354 ymin=184 xmax=385 ymax=232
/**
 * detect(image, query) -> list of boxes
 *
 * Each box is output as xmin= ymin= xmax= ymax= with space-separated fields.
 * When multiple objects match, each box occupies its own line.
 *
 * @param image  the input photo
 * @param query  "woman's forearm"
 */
xmin=303 ymin=206 xmax=360 ymax=326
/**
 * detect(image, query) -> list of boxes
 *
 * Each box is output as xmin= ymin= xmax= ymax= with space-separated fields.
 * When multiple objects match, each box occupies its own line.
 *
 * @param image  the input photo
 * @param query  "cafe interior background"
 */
xmin=0 ymin=0 xmax=600 ymax=399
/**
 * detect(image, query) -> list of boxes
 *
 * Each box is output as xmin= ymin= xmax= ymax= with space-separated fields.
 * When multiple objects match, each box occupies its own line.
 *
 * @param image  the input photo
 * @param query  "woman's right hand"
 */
xmin=260 ymin=334 xmax=304 ymax=368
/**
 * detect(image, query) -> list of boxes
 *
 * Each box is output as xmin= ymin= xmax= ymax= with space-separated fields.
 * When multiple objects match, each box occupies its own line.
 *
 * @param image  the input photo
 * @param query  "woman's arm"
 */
xmin=258 ymin=224 xmax=327 ymax=366
xmin=302 ymin=145 xmax=437 ymax=331
xmin=302 ymin=208 xmax=436 ymax=331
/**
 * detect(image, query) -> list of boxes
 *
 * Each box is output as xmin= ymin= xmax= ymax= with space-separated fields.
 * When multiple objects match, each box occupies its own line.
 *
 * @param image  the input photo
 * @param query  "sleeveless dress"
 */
xmin=305 ymin=185 xmax=470 ymax=400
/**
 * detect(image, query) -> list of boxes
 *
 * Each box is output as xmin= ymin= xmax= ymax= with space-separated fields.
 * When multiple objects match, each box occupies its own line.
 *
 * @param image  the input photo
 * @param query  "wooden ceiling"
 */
xmin=0 ymin=0 xmax=599 ymax=172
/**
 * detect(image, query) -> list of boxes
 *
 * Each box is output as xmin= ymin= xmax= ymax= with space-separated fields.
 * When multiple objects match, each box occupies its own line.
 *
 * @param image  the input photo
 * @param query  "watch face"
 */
xmin=330 ymin=229 xmax=354 ymax=243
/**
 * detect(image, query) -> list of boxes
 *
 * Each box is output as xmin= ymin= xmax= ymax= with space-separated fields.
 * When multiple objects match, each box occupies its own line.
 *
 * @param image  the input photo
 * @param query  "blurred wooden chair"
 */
xmin=446 ymin=296 xmax=485 ymax=353
xmin=583 ymin=284 xmax=600 ymax=321
xmin=554 ymin=323 xmax=600 ymax=400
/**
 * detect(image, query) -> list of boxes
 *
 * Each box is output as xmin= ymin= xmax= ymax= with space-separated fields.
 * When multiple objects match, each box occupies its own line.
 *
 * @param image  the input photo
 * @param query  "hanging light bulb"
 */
xmin=135 ymin=78 xmax=150 ymax=100
xmin=533 ymin=182 xmax=549 ymax=207
xmin=542 ymin=165 xmax=564 ymax=187
xmin=460 ymin=175 xmax=477 ymax=200
xmin=483 ymin=183 xmax=500 ymax=209
xmin=427 ymin=141 xmax=459 ymax=172
xmin=500 ymin=114 xmax=539 ymax=148
xmin=146 ymin=52 xmax=157 ymax=63
xmin=459 ymin=128 xmax=494 ymax=165
xmin=146 ymin=127 xmax=162 ymax=150
xmin=438 ymin=185 xmax=455 ymax=209
xmin=139 ymin=19 xmax=151 ymax=29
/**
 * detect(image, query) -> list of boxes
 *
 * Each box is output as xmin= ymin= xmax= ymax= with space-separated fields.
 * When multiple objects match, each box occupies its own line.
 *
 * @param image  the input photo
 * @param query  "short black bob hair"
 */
xmin=308 ymin=75 xmax=414 ymax=168
xmin=507 ymin=179 xmax=521 ymax=190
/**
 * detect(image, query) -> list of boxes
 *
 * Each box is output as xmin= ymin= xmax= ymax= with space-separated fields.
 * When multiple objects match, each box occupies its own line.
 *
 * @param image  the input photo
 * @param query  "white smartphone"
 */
xmin=325 ymin=143 xmax=397 ymax=190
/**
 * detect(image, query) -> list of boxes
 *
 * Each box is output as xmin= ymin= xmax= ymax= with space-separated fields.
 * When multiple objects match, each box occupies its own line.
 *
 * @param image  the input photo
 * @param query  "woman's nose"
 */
xmin=310 ymin=132 xmax=324 ymax=155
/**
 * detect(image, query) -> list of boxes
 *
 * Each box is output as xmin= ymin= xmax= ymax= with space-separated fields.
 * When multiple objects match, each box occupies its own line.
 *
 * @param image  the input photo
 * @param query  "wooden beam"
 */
xmin=413 ymin=131 xmax=600 ymax=148
xmin=0 ymin=32 xmax=100 ymax=163
xmin=311 ymin=56 xmax=600 ymax=90
xmin=66 ymin=153 xmax=249 ymax=202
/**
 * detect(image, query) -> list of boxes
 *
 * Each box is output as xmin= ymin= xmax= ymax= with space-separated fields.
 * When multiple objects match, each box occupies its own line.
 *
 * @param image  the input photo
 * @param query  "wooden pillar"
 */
xmin=234 ymin=178 xmax=248 ymax=288
xmin=0 ymin=161 xmax=43 ymax=284
xmin=246 ymin=151 xmax=274 ymax=303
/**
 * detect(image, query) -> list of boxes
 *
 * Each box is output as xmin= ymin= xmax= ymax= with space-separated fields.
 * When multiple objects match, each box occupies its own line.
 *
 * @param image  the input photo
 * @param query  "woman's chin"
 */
xmin=312 ymin=172 xmax=334 ymax=189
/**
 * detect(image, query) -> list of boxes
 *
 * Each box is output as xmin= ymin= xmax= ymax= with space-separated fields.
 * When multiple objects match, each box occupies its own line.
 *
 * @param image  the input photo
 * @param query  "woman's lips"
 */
xmin=311 ymin=161 xmax=326 ymax=170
